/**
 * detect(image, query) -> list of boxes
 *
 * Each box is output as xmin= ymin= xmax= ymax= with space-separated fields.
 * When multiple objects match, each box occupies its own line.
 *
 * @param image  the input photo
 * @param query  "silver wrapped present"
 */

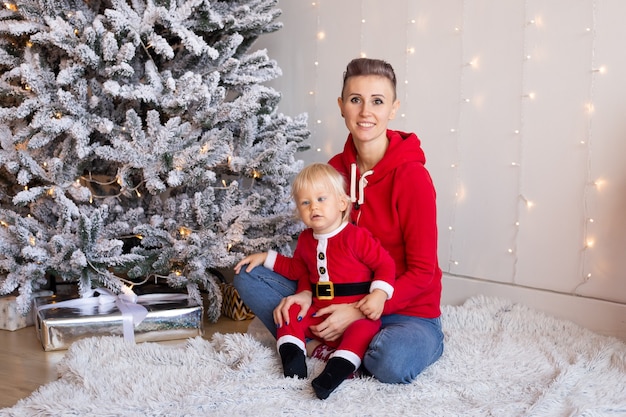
xmin=0 ymin=291 xmax=53 ymax=331
xmin=34 ymin=289 xmax=204 ymax=351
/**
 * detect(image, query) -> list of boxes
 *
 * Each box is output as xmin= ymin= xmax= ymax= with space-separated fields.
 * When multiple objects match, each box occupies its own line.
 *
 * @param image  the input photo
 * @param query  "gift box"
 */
xmin=0 ymin=291 xmax=54 ymax=331
xmin=219 ymin=282 xmax=255 ymax=321
xmin=33 ymin=290 xmax=204 ymax=351
xmin=210 ymin=268 xmax=254 ymax=321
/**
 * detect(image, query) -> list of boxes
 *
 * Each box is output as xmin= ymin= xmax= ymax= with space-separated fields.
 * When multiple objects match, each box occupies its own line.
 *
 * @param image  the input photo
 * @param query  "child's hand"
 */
xmin=355 ymin=289 xmax=387 ymax=320
xmin=233 ymin=252 xmax=268 ymax=274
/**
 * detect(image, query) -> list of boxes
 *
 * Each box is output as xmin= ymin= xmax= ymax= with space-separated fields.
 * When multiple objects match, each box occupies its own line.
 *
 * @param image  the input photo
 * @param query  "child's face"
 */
xmin=295 ymin=184 xmax=348 ymax=235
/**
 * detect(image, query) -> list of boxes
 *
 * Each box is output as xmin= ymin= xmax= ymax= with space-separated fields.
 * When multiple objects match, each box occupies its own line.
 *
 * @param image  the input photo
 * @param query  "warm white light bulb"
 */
xmin=593 ymin=179 xmax=605 ymax=189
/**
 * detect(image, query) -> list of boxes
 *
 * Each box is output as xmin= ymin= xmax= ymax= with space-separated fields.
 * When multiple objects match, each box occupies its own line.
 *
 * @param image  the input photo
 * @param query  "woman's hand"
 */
xmin=233 ymin=252 xmax=267 ymax=274
xmin=273 ymin=291 xmax=313 ymax=328
xmin=308 ymin=303 xmax=365 ymax=342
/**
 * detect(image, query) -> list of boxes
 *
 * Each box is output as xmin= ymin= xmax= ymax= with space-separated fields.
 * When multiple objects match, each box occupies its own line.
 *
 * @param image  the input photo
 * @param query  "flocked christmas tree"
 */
xmin=0 ymin=0 xmax=309 ymax=320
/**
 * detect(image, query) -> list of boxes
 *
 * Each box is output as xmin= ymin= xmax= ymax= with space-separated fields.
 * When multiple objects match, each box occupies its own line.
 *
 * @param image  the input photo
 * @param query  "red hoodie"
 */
xmin=328 ymin=129 xmax=442 ymax=318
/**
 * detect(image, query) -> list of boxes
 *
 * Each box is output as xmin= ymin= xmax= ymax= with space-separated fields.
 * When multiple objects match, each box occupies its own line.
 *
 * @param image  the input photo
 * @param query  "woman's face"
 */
xmin=338 ymin=75 xmax=399 ymax=146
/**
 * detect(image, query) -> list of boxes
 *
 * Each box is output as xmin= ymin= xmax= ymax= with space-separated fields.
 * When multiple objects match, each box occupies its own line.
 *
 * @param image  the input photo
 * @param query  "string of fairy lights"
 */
xmin=311 ymin=2 xmax=322 ymax=152
xmin=456 ymin=1 xmax=605 ymax=293
xmin=576 ymin=0 xmax=601 ymax=293
xmin=509 ymin=0 xmax=532 ymax=284
xmin=298 ymin=0 xmax=611 ymax=298
xmin=401 ymin=3 xmax=415 ymax=131
xmin=445 ymin=1 xmax=469 ymax=273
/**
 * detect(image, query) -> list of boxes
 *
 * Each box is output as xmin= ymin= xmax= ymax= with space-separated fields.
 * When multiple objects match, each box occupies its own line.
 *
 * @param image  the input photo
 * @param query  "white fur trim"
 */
xmin=264 ymin=250 xmax=278 ymax=270
xmin=370 ymin=280 xmax=394 ymax=299
xmin=276 ymin=335 xmax=305 ymax=353
xmin=331 ymin=349 xmax=361 ymax=369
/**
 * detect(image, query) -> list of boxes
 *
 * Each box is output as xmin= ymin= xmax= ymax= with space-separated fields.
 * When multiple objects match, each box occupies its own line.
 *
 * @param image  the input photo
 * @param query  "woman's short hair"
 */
xmin=341 ymin=58 xmax=397 ymax=100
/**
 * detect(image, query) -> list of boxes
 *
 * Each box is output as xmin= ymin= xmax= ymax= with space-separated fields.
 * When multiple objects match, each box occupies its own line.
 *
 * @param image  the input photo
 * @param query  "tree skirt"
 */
xmin=2 ymin=295 xmax=625 ymax=416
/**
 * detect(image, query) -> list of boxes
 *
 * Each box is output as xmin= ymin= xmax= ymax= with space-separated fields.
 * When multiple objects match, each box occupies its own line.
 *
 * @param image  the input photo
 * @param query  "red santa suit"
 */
xmin=265 ymin=221 xmax=395 ymax=368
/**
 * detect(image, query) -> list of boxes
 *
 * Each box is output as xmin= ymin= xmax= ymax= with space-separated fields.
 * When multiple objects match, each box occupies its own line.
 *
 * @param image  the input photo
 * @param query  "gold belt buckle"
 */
xmin=316 ymin=281 xmax=334 ymax=300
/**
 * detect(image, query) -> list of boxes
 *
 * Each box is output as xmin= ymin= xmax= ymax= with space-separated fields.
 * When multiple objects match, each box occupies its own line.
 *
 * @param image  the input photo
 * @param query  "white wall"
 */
xmin=255 ymin=0 xmax=626 ymax=340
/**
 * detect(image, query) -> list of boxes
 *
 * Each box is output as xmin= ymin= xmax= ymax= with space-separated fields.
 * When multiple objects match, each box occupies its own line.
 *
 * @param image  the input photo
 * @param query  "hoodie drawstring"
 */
xmin=349 ymin=163 xmax=373 ymax=206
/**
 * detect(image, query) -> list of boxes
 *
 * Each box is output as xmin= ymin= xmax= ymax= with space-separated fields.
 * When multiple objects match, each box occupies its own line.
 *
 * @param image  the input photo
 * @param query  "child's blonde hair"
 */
xmin=292 ymin=163 xmax=351 ymax=223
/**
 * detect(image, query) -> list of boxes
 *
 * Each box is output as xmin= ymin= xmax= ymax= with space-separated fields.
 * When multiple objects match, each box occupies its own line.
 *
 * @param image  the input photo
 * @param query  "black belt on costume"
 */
xmin=311 ymin=281 xmax=370 ymax=300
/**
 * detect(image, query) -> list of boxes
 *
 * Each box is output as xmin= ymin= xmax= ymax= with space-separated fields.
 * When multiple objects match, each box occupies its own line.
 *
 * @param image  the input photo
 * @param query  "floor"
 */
xmin=0 ymin=314 xmax=252 ymax=409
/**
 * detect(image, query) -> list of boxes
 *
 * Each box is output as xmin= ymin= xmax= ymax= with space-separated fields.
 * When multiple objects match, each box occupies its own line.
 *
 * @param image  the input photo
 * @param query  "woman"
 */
xmin=234 ymin=57 xmax=443 ymax=383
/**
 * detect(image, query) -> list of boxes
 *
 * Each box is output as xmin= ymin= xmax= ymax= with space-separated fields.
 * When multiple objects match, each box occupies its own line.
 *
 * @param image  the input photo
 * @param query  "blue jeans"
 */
xmin=233 ymin=266 xmax=444 ymax=384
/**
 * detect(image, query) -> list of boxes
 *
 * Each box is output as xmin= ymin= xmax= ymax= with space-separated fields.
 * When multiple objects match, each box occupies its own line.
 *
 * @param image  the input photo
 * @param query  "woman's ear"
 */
xmin=337 ymin=97 xmax=344 ymax=117
xmin=389 ymin=99 xmax=400 ymax=120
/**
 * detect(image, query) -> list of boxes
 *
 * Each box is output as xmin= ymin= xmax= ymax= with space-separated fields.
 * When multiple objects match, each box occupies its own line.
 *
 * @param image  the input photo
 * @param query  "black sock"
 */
xmin=311 ymin=357 xmax=356 ymax=400
xmin=279 ymin=343 xmax=307 ymax=379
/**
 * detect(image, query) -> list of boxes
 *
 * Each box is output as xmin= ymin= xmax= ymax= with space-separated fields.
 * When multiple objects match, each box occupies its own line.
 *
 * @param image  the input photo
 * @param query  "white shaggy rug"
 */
xmin=2 ymin=295 xmax=625 ymax=417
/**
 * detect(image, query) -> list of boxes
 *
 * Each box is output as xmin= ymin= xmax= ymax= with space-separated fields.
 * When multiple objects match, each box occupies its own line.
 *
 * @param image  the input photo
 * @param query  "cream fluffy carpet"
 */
xmin=2 ymin=295 xmax=625 ymax=416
